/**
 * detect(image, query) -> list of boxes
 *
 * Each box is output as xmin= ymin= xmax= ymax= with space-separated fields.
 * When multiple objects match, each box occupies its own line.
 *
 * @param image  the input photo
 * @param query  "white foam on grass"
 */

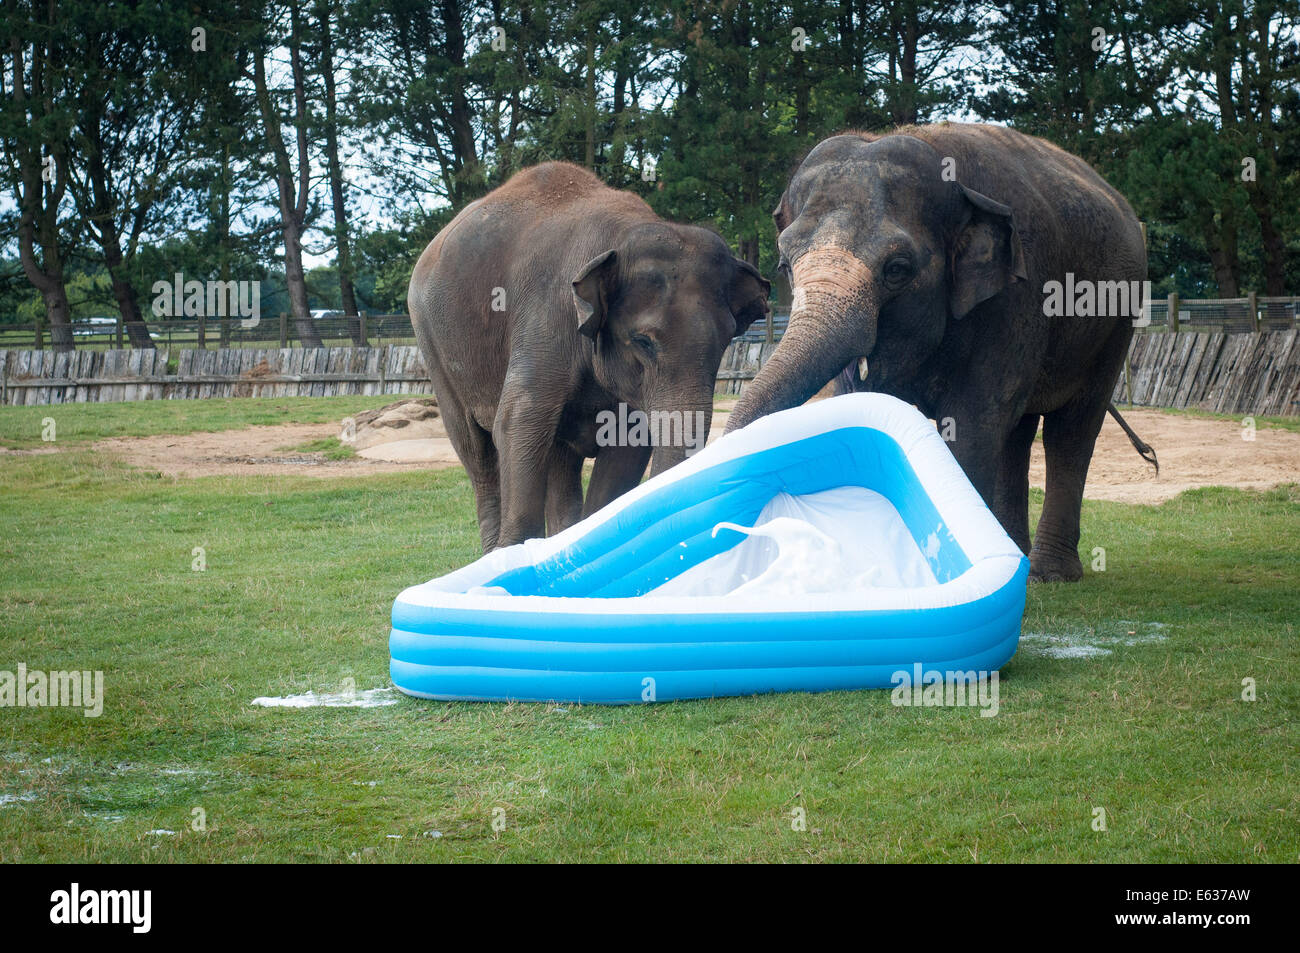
xmin=0 ymin=793 xmax=38 ymax=806
xmin=1021 ymin=622 xmax=1169 ymax=659
xmin=250 ymin=687 xmax=398 ymax=709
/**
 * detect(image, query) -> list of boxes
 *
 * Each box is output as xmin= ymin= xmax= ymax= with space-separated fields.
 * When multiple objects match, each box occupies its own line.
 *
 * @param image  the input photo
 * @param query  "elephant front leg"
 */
xmin=995 ymin=413 xmax=1041 ymax=555
xmin=938 ymin=404 xmax=1004 ymax=519
xmin=583 ymin=443 xmax=652 ymax=517
xmin=545 ymin=445 xmax=585 ymax=535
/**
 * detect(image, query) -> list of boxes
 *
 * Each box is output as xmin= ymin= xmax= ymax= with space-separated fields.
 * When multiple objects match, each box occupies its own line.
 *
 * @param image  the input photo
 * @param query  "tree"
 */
xmin=315 ymin=0 xmax=361 ymax=341
xmin=58 ymin=0 xmax=205 ymax=348
xmin=250 ymin=0 xmax=324 ymax=346
xmin=1 ymin=0 xmax=77 ymax=350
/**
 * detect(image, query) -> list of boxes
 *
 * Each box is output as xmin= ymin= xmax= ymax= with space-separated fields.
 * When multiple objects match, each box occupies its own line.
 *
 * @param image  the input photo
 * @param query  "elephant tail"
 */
xmin=1107 ymin=403 xmax=1159 ymax=474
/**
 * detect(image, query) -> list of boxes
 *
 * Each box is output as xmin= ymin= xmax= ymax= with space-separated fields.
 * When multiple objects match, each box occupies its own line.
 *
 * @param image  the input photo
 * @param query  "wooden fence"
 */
xmin=1112 ymin=328 xmax=1300 ymax=416
xmin=0 ymin=312 xmax=417 ymax=351
xmin=0 ymin=346 xmax=433 ymax=405
xmin=3 ymin=328 xmax=1298 ymax=416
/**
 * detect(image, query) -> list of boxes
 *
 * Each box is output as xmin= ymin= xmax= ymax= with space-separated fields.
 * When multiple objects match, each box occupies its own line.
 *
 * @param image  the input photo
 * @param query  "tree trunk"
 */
xmin=1249 ymin=190 xmax=1287 ymax=297
xmin=317 ymin=1 xmax=361 ymax=343
xmin=102 ymin=233 xmax=154 ymax=348
xmin=218 ymin=143 xmax=232 ymax=347
xmin=440 ymin=0 xmax=481 ymax=204
xmin=10 ymin=16 xmax=74 ymax=352
xmin=1204 ymin=218 xmax=1240 ymax=298
xmin=252 ymin=10 xmax=322 ymax=347
xmin=585 ymin=33 xmax=596 ymax=169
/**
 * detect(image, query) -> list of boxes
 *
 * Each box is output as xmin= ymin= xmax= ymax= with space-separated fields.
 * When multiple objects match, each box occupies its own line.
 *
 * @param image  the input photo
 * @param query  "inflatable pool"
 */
xmin=390 ymin=393 xmax=1029 ymax=703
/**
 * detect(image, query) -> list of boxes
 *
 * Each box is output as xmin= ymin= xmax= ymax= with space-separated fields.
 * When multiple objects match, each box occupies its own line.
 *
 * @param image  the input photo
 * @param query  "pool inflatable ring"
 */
xmin=390 ymin=393 xmax=1029 ymax=703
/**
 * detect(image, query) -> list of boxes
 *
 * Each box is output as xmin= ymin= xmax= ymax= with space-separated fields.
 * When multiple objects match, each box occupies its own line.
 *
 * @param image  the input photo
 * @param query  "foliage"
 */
xmin=1 ymin=1 xmax=1297 ymax=332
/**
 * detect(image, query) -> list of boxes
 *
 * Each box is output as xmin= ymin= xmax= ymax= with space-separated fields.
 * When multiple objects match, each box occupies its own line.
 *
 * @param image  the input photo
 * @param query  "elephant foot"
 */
xmin=1028 ymin=549 xmax=1083 ymax=583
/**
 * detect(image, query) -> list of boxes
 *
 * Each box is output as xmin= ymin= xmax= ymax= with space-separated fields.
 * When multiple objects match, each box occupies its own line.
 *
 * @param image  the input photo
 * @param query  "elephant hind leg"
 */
xmin=1032 ymin=325 xmax=1132 ymax=582
xmin=432 ymin=375 xmax=501 ymax=552
xmin=1032 ymin=397 xmax=1111 ymax=582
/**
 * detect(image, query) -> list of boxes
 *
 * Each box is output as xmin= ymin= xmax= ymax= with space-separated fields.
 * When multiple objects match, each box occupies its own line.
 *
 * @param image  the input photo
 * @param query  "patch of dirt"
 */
xmin=81 ymin=401 xmax=1298 ymax=500
xmin=91 ymin=423 xmax=449 ymax=479
xmin=1030 ymin=408 xmax=1299 ymax=503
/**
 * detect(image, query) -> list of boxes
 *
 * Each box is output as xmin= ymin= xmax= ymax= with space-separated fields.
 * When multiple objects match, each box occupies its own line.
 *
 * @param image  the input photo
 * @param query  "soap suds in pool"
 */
xmin=251 ymin=687 xmax=398 ymax=708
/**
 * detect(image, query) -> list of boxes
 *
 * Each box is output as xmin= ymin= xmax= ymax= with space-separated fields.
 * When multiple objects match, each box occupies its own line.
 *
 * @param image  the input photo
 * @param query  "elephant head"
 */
xmin=725 ymin=133 xmax=1026 ymax=432
xmin=574 ymin=223 xmax=770 ymax=474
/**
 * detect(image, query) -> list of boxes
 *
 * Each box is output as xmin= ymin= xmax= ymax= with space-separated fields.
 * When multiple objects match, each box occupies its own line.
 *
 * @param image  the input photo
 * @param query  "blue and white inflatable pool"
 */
xmin=390 ymin=393 xmax=1029 ymax=704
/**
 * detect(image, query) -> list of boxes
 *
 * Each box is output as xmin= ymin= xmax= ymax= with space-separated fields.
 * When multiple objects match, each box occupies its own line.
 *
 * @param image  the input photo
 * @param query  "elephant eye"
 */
xmin=884 ymin=257 xmax=913 ymax=283
xmin=630 ymin=332 xmax=658 ymax=355
xmin=777 ymin=256 xmax=791 ymax=275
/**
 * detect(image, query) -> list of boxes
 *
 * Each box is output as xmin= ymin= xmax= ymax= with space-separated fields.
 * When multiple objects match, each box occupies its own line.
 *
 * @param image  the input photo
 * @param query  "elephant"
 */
xmin=725 ymin=123 xmax=1148 ymax=582
xmin=409 ymin=161 xmax=771 ymax=552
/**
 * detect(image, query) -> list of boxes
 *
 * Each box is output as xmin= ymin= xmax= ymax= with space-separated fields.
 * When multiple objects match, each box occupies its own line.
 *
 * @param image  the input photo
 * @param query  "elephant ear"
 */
xmin=729 ymin=259 xmax=772 ymax=337
xmin=772 ymin=191 xmax=794 ymax=233
xmin=949 ymin=184 xmax=1028 ymax=320
xmin=572 ymin=249 xmax=618 ymax=339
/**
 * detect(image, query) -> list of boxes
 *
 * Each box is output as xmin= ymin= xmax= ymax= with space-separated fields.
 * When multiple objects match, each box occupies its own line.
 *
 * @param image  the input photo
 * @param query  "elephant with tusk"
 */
xmin=726 ymin=123 xmax=1151 ymax=582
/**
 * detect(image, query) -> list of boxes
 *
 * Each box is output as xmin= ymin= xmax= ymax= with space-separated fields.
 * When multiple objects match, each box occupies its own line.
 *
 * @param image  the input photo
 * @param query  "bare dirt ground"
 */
xmin=85 ymin=402 xmax=1298 ymax=502
xmin=91 ymin=423 xmax=439 ymax=479
xmin=1036 ymin=408 xmax=1299 ymax=503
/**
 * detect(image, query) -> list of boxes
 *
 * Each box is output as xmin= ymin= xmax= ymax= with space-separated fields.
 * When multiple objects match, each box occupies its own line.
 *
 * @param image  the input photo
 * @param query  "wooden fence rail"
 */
xmin=0 ymin=346 xmax=434 ymax=405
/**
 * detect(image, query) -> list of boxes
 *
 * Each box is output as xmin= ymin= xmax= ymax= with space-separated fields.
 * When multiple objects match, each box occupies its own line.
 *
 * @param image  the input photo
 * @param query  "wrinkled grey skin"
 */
xmin=410 ymin=162 xmax=770 ymax=551
xmin=726 ymin=124 xmax=1146 ymax=582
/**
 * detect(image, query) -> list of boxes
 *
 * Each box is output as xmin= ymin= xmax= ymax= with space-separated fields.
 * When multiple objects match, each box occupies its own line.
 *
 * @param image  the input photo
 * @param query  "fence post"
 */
xmin=358 ymin=310 xmax=368 ymax=346
xmin=1167 ymin=292 xmax=1180 ymax=332
xmin=116 ymin=315 xmax=123 ymax=348
xmin=34 ymin=312 xmax=43 ymax=349
xmin=765 ymin=310 xmax=774 ymax=345
xmin=1246 ymin=291 xmax=1259 ymax=332
xmin=279 ymin=312 xmax=288 ymax=349
xmin=197 ymin=313 xmax=206 ymax=349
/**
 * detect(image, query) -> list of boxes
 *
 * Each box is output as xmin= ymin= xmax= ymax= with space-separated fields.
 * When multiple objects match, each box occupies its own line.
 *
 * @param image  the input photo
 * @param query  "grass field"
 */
xmin=0 ymin=398 xmax=1296 ymax=862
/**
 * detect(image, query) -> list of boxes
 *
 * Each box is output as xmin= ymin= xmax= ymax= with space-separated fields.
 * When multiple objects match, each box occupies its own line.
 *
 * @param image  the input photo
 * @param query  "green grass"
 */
xmin=0 ymin=395 xmax=399 ymax=450
xmin=282 ymin=437 xmax=357 ymax=461
xmin=0 ymin=400 xmax=1296 ymax=862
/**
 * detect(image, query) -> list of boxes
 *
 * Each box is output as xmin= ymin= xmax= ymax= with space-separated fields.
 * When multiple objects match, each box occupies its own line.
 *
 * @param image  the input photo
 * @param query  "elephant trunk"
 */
xmin=647 ymin=393 xmax=714 ymax=477
xmin=726 ymin=247 xmax=876 ymax=433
